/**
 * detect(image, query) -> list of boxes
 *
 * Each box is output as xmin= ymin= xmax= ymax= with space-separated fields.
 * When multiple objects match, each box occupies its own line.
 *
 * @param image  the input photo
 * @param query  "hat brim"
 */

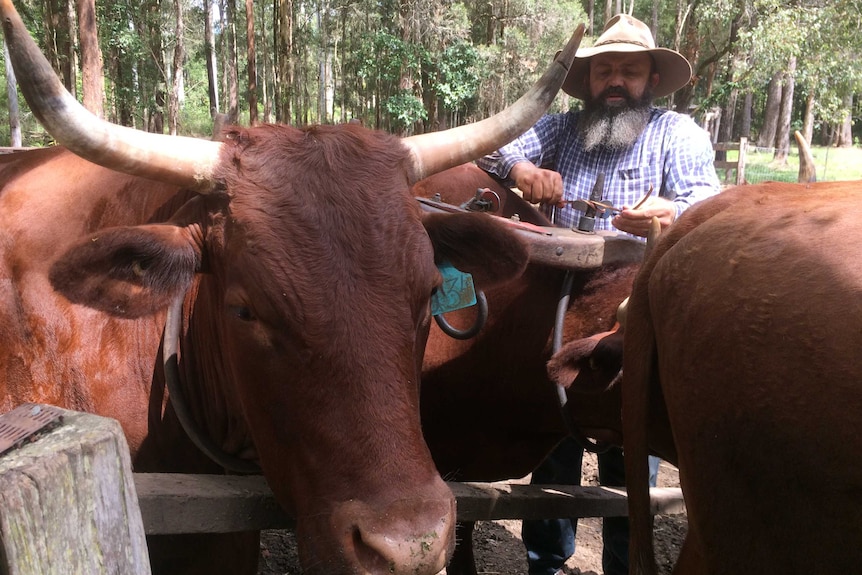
xmin=561 ymin=46 xmax=692 ymax=100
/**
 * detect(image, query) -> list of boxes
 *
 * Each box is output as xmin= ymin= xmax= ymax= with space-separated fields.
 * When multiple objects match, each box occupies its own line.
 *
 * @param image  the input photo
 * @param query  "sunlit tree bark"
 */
xmin=77 ymin=0 xmax=103 ymax=117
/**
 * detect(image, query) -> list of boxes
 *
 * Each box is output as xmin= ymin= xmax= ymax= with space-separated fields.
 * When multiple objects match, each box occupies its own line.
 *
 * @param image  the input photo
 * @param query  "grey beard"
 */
xmin=578 ymin=100 xmax=652 ymax=152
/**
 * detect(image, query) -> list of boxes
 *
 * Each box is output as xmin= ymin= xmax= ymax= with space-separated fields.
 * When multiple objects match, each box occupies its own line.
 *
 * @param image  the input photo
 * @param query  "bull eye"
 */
xmin=228 ymin=305 xmax=255 ymax=322
xmin=130 ymin=258 xmax=150 ymax=277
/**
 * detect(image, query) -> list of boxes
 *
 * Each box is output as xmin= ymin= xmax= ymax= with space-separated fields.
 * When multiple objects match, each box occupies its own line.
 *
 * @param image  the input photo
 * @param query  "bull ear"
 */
xmin=548 ymin=330 xmax=623 ymax=393
xmin=49 ymin=224 xmax=202 ymax=318
xmin=422 ymin=212 xmax=528 ymax=287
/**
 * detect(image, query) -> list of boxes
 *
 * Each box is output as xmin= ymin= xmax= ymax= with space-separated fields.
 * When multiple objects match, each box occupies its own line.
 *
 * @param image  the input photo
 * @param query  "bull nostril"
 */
xmin=352 ymin=525 xmax=395 ymax=574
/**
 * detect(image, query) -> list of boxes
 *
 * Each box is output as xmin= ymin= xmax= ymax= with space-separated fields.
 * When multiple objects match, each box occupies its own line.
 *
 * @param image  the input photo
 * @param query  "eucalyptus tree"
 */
xmin=735 ymin=0 xmax=862 ymax=152
xmin=78 ymin=0 xmax=104 ymax=117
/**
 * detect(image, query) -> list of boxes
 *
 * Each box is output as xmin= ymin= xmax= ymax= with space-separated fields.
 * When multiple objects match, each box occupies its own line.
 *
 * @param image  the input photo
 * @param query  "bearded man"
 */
xmin=478 ymin=14 xmax=719 ymax=238
xmin=476 ymin=14 xmax=720 ymax=575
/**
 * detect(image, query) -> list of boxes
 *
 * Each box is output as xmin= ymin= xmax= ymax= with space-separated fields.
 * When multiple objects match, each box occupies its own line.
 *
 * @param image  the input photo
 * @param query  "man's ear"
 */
xmin=650 ymin=72 xmax=660 ymax=89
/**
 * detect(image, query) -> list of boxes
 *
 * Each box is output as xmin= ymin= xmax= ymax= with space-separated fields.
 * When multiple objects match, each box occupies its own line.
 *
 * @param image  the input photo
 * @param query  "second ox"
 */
xmin=413 ymin=163 xmax=646 ymax=575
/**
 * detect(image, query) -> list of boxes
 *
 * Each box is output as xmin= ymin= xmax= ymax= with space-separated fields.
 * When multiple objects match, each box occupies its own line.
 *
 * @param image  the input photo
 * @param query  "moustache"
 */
xmin=599 ymin=87 xmax=634 ymax=103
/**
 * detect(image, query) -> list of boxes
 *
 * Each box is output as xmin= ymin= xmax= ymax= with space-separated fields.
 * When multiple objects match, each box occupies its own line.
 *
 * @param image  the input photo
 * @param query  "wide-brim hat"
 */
xmin=562 ymin=14 xmax=692 ymax=100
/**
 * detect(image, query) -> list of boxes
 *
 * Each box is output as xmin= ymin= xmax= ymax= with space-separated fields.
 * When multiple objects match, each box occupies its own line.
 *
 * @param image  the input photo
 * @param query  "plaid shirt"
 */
xmin=477 ymin=108 xmax=721 ymax=232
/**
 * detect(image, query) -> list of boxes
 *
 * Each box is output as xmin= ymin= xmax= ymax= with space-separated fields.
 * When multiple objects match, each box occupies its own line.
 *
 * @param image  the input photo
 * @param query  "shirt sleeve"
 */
xmin=664 ymin=115 xmax=722 ymax=219
xmin=476 ymin=114 xmax=563 ymax=185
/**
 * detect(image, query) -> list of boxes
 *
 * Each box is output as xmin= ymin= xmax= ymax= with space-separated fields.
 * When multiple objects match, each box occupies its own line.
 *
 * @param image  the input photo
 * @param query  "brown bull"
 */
xmin=412 ymin=163 xmax=645 ymax=575
xmin=0 ymin=2 xmax=586 ymax=573
xmin=621 ymin=182 xmax=862 ymax=574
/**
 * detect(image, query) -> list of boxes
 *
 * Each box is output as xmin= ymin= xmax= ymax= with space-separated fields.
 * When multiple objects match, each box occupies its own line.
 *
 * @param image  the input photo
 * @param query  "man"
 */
xmin=477 ymin=14 xmax=720 ymax=575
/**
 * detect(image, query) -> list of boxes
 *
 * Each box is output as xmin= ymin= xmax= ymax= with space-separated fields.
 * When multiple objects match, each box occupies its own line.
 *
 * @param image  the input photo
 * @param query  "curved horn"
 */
xmin=403 ymin=24 xmax=585 ymax=183
xmin=794 ymin=130 xmax=817 ymax=184
xmin=616 ymin=297 xmax=629 ymax=330
xmin=0 ymin=0 xmax=221 ymax=192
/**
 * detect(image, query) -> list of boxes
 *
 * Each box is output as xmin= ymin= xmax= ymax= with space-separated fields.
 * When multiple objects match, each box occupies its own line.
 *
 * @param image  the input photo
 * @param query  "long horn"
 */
xmin=794 ymin=130 xmax=816 ymax=184
xmin=403 ymin=24 xmax=585 ymax=183
xmin=0 ymin=0 xmax=221 ymax=192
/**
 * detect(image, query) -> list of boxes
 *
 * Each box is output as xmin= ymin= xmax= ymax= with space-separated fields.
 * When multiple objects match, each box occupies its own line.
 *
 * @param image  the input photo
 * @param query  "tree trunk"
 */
xmin=246 ymin=0 xmax=259 ymax=125
xmin=719 ymin=87 xmax=737 ymax=143
xmin=276 ymin=0 xmax=294 ymax=123
xmin=63 ymin=0 xmax=76 ymax=94
xmin=77 ymin=0 xmax=103 ymax=117
xmin=317 ymin=1 xmax=330 ymax=124
xmin=802 ymin=90 xmax=815 ymax=146
xmin=110 ymin=47 xmax=132 ymax=127
xmin=144 ymin=0 xmax=165 ymax=133
xmin=168 ymin=0 xmax=185 ymax=135
xmin=757 ymin=71 xmax=782 ymax=149
xmin=43 ymin=0 xmax=61 ymax=80
xmin=226 ymin=0 xmax=239 ymax=123
xmin=740 ymin=92 xmax=752 ymax=139
xmin=650 ymin=0 xmax=658 ymax=38
xmin=671 ymin=2 xmax=697 ymax=112
xmin=839 ymin=94 xmax=853 ymax=147
xmin=3 ymin=40 xmax=21 ymax=147
xmin=773 ymin=55 xmax=796 ymax=164
xmin=204 ymin=0 xmax=220 ymax=119
xmin=45 ymin=0 xmax=76 ymax=95
xmin=259 ymin=2 xmax=272 ymax=123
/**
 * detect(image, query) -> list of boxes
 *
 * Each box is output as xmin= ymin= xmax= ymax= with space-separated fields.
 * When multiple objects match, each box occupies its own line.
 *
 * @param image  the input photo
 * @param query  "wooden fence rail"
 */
xmin=134 ymin=473 xmax=685 ymax=535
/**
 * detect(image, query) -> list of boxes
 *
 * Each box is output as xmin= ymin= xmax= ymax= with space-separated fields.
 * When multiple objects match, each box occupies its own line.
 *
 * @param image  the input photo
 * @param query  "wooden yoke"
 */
xmin=418 ymin=196 xmax=646 ymax=270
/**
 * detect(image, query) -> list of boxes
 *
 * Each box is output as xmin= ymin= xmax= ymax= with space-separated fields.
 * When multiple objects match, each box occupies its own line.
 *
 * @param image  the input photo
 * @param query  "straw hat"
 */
xmin=562 ymin=14 xmax=692 ymax=100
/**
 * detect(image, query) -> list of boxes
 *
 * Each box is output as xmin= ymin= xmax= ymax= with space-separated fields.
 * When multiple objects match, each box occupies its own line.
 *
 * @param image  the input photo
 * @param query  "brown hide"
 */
xmin=0 ymin=147 xmax=186 ymax=448
xmin=624 ymin=181 xmax=862 ymax=575
xmin=0 ymin=128 xmax=531 ymax=575
xmin=413 ymin=164 xmax=645 ymax=574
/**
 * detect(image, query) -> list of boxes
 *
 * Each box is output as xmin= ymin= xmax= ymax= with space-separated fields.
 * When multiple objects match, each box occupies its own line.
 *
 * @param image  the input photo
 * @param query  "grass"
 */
xmin=716 ymin=144 xmax=862 ymax=184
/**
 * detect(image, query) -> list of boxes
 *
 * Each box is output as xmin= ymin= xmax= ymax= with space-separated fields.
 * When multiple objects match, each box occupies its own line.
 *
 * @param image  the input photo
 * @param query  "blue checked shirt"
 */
xmin=477 ymin=108 xmax=721 ymax=232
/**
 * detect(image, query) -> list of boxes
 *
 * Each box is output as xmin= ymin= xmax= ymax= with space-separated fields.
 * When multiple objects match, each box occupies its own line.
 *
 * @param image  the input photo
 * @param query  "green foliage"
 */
xmin=355 ymin=30 xmax=422 ymax=85
xmin=384 ymin=91 xmax=427 ymax=131
xmin=431 ymin=42 xmax=481 ymax=110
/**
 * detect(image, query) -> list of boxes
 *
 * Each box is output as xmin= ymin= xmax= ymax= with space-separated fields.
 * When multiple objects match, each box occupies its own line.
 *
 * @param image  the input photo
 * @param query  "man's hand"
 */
xmin=510 ymin=162 xmax=564 ymax=206
xmin=612 ymin=197 xmax=676 ymax=237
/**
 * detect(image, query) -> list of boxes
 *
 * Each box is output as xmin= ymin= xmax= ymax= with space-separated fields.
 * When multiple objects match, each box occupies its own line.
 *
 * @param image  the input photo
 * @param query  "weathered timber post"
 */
xmin=0 ymin=405 xmax=150 ymax=575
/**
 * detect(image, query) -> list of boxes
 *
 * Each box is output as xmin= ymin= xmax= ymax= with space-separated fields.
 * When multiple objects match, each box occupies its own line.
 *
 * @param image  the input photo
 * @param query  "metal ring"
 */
xmin=434 ymin=290 xmax=488 ymax=340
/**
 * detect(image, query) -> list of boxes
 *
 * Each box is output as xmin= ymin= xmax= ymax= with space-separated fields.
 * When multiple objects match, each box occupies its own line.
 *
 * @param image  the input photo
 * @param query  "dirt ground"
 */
xmin=256 ymin=453 xmax=686 ymax=575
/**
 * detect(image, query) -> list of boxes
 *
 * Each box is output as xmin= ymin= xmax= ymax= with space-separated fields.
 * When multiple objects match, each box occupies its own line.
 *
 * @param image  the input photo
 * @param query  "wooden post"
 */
xmin=736 ymin=136 xmax=747 ymax=185
xmin=712 ymin=138 xmax=748 ymax=186
xmin=0 ymin=406 xmax=150 ymax=575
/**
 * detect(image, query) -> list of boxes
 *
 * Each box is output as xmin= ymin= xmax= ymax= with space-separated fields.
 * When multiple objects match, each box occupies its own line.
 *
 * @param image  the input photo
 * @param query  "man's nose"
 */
xmin=607 ymin=70 xmax=625 ymax=86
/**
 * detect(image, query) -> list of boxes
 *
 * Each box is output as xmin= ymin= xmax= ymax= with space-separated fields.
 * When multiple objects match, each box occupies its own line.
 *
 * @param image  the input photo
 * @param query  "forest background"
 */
xmin=1 ymin=0 xmax=860 ymax=167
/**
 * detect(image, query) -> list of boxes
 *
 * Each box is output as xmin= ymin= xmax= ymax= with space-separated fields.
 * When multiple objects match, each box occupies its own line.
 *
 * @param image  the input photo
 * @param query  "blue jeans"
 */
xmin=522 ymin=438 xmax=659 ymax=575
